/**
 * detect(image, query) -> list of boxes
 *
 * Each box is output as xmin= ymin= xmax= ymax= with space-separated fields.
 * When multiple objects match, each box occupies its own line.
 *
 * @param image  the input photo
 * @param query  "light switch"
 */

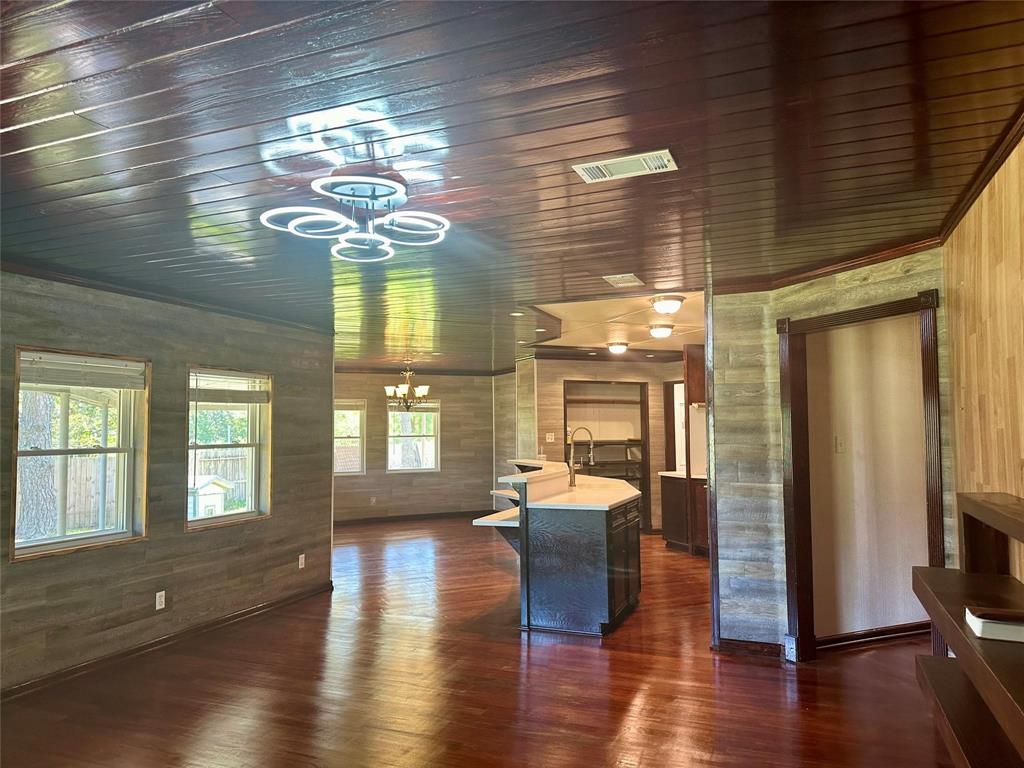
xmin=834 ymin=435 xmax=847 ymax=454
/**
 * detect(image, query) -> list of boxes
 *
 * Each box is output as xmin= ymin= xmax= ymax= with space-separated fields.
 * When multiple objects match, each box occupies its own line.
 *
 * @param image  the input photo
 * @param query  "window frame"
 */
xmin=185 ymin=365 xmax=273 ymax=532
xmin=385 ymin=400 xmax=441 ymax=474
xmin=333 ymin=399 xmax=366 ymax=475
xmin=10 ymin=345 xmax=151 ymax=562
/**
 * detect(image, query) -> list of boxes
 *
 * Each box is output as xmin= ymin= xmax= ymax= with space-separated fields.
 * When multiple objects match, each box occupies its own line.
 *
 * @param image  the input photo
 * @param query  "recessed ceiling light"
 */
xmin=607 ymin=342 xmax=628 ymax=354
xmin=587 ymin=352 xmax=598 ymax=356
xmin=649 ymin=324 xmax=674 ymax=339
xmin=535 ymin=328 xmax=547 ymax=333
xmin=645 ymin=354 xmax=655 ymax=358
xmin=509 ymin=311 xmax=525 ymax=317
xmin=516 ymin=340 xmax=527 ymax=345
xmin=431 ymin=351 xmax=442 ymax=356
xmin=652 ymin=295 xmax=684 ymax=315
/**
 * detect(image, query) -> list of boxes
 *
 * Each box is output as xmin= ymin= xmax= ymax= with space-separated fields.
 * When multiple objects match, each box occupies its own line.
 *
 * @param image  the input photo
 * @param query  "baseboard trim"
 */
xmin=713 ymin=638 xmax=784 ymax=659
xmin=1 ymin=581 xmax=334 ymax=701
xmin=334 ymin=509 xmax=489 ymax=526
xmin=816 ymin=621 xmax=931 ymax=651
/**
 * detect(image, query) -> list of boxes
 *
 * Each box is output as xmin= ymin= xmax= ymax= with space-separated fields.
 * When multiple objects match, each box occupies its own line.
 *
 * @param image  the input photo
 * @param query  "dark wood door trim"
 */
xmin=663 ymin=379 xmax=684 ymax=470
xmin=777 ymin=289 xmax=945 ymax=662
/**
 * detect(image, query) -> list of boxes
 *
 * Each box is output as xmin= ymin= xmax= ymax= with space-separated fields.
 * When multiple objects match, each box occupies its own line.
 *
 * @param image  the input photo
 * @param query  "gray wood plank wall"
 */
xmin=333 ymin=372 xmax=493 ymax=521
xmin=1 ymin=273 xmax=334 ymax=689
xmin=711 ymin=248 xmax=954 ymax=644
xmin=492 ymin=372 xmax=518 ymax=510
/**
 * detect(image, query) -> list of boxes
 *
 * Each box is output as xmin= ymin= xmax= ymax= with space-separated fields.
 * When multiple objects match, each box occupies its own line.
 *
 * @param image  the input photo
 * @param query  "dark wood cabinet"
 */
xmin=684 ymin=345 xmax=706 ymax=405
xmin=661 ymin=474 xmax=708 ymax=556
xmin=608 ymin=499 xmax=642 ymax=625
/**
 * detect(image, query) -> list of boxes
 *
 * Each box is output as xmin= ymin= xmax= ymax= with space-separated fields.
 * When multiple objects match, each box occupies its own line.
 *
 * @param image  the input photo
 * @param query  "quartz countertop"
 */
xmin=658 ymin=470 xmax=707 ymax=480
xmin=473 ymin=509 xmax=520 ymax=528
xmin=528 ymin=474 xmax=641 ymax=511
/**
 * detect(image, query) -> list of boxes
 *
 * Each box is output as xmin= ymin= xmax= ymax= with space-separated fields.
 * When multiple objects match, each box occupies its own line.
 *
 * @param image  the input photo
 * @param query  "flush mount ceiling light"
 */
xmin=651 ymin=295 xmax=684 ymax=315
xmin=260 ymin=173 xmax=450 ymax=263
xmin=649 ymin=324 xmax=674 ymax=339
xmin=607 ymin=342 xmax=629 ymax=354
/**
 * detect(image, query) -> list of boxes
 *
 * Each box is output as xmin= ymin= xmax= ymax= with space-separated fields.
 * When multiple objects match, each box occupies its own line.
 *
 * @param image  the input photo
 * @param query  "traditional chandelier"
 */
xmin=384 ymin=362 xmax=431 ymax=411
xmin=260 ymin=173 xmax=450 ymax=263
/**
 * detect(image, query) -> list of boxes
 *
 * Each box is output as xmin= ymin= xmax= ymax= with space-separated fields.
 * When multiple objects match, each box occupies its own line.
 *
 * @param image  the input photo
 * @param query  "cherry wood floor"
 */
xmin=2 ymin=518 xmax=950 ymax=768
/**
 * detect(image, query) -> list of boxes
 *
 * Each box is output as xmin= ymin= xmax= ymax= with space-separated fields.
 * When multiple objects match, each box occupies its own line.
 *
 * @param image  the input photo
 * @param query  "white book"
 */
xmin=965 ymin=606 xmax=1024 ymax=642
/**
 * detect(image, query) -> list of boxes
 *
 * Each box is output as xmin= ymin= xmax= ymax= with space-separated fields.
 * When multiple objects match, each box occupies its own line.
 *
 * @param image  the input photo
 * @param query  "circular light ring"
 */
xmin=312 ymin=176 xmax=407 ymax=209
xmin=375 ymin=211 xmax=450 ymax=246
xmin=331 ymin=232 xmax=395 ymax=263
xmin=285 ymin=212 xmax=357 ymax=239
xmin=260 ymin=206 xmax=348 ymax=233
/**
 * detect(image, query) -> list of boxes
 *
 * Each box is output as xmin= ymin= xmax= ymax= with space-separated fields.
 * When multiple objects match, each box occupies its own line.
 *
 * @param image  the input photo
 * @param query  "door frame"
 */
xmin=663 ymin=379 xmax=685 ymax=471
xmin=777 ymin=289 xmax=945 ymax=662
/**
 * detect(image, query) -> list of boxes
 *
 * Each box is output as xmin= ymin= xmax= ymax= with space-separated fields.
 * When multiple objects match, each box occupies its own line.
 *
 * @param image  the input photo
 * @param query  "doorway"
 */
xmin=806 ymin=314 xmax=930 ymax=646
xmin=777 ymin=290 xmax=945 ymax=662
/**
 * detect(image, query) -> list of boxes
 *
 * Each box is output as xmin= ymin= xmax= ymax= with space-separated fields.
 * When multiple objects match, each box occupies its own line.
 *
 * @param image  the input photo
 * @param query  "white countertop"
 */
xmin=528 ymin=474 xmax=641 ymax=511
xmin=658 ymin=471 xmax=707 ymax=480
xmin=473 ymin=509 xmax=520 ymax=528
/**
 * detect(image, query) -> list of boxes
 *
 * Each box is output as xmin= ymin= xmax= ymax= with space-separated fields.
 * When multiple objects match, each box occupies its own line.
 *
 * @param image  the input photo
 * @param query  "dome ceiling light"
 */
xmin=260 ymin=173 xmax=450 ymax=263
xmin=649 ymin=324 xmax=674 ymax=339
xmin=651 ymin=295 xmax=684 ymax=315
xmin=607 ymin=342 xmax=629 ymax=354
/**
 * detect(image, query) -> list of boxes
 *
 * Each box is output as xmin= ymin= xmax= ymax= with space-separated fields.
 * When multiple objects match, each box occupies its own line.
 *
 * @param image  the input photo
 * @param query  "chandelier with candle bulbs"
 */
xmin=384 ymin=363 xmax=431 ymax=411
xmin=260 ymin=172 xmax=449 ymax=264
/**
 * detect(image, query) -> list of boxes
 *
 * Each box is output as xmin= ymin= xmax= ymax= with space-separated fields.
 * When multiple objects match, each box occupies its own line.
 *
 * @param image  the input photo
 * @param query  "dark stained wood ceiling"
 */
xmin=3 ymin=0 xmax=1024 ymax=372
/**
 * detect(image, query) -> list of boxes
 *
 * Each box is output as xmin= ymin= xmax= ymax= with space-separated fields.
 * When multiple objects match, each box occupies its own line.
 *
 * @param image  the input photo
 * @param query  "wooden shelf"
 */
xmin=916 ymin=656 xmax=1024 ymax=768
xmin=912 ymin=566 xmax=1024 ymax=756
xmin=960 ymin=493 xmax=1024 ymax=544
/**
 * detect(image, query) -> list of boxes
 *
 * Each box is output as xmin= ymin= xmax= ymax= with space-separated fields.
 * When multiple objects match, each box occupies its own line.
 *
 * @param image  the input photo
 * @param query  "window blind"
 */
xmin=19 ymin=350 xmax=147 ymax=390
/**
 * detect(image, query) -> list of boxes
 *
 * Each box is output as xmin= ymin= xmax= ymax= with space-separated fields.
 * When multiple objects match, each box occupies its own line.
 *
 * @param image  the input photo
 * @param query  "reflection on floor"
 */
xmin=1 ymin=518 xmax=950 ymax=768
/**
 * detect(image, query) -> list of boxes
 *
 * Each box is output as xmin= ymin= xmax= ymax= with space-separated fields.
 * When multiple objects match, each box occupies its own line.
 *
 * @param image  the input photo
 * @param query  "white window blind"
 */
xmin=20 ymin=350 xmax=147 ymax=390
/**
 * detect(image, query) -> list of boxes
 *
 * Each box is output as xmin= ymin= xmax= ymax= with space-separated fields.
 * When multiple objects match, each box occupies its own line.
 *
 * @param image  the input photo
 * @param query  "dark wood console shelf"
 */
xmin=916 ymin=657 xmax=1023 ymax=768
xmin=913 ymin=491 xmax=1024 ymax=766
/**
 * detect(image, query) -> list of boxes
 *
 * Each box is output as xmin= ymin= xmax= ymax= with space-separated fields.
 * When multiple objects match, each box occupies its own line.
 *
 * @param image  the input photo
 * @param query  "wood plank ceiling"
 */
xmin=3 ymin=0 xmax=1024 ymax=372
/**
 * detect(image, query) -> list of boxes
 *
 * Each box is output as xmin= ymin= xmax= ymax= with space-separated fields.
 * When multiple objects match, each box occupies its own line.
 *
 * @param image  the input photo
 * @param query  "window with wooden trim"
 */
xmin=386 ymin=401 xmax=440 ymax=472
xmin=13 ymin=349 xmax=149 ymax=557
xmin=187 ymin=368 xmax=271 ymax=528
xmin=334 ymin=400 xmax=366 ymax=474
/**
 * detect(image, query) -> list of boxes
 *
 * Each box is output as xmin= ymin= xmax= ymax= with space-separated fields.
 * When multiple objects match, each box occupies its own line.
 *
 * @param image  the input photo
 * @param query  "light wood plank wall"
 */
xmin=711 ymin=249 xmax=954 ymax=644
xmin=493 ymin=371 xmax=518 ymax=509
xmin=333 ymin=373 xmax=493 ymax=520
xmin=944 ymin=139 xmax=1024 ymax=578
xmin=1 ymin=273 xmax=334 ymax=689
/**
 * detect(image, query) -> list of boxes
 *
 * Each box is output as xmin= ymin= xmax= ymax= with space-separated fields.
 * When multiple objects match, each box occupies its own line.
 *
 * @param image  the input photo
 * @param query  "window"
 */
xmin=13 ymin=349 xmax=149 ymax=557
xmin=387 ymin=401 xmax=439 ymax=472
xmin=334 ymin=400 xmax=365 ymax=474
xmin=187 ymin=368 xmax=271 ymax=528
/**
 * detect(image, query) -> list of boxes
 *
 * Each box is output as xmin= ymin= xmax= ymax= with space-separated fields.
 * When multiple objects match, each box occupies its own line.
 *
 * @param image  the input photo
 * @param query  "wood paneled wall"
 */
xmin=515 ymin=359 xmax=537 ymax=461
xmin=533 ymin=359 xmax=682 ymax=529
xmin=711 ymin=249 xmax=954 ymax=644
xmin=0 ymin=273 xmax=334 ymax=689
xmin=944 ymin=139 xmax=1024 ymax=578
xmin=492 ymin=372 xmax=517 ymax=510
xmin=333 ymin=373 xmax=493 ymax=521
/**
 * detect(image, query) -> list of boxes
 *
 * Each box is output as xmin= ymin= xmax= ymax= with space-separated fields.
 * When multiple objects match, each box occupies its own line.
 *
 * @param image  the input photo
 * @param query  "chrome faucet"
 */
xmin=568 ymin=426 xmax=595 ymax=487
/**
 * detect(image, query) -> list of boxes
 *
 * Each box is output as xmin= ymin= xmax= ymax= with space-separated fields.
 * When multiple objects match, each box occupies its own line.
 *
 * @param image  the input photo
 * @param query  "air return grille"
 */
xmin=572 ymin=149 xmax=677 ymax=183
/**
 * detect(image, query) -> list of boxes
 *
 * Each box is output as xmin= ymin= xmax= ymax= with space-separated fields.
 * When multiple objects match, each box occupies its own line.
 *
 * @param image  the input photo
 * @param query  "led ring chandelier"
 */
xmin=260 ymin=174 xmax=450 ymax=263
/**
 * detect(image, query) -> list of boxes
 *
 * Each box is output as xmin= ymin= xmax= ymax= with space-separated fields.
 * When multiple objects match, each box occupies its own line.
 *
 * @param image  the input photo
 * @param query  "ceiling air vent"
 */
xmin=601 ymin=273 xmax=645 ymax=288
xmin=572 ymin=149 xmax=677 ymax=184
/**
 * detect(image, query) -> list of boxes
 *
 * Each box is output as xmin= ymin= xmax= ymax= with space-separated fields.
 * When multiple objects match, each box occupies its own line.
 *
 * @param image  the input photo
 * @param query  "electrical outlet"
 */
xmin=545 ymin=432 xmax=555 ymax=443
xmin=834 ymin=435 xmax=847 ymax=454
xmin=370 ymin=496 xmax=377 ymax=506
xmin=298 ymin=553 xmax=306 ymax=569
xmin=155 ymin=591 xmax=165 ymax=611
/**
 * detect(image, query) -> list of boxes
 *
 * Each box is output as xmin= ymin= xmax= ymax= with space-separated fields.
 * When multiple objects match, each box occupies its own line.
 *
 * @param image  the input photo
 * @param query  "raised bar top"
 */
xmin=496 ymin=458 xmax=640 ymax=511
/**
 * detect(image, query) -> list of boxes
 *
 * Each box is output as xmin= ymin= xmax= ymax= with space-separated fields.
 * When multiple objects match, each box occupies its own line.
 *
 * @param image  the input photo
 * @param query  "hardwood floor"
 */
xmin=2 ymin=518 xmax=950 ymax=768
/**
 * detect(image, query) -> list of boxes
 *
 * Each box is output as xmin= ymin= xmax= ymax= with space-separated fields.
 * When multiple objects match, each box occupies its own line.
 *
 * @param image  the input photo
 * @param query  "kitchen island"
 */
xmin=474 ymin=460 xmax=642 ymax=635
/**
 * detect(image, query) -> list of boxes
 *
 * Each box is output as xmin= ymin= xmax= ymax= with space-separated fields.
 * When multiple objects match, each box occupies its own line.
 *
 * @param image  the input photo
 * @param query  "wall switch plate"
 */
xmin=155 ymin=591 xmax=165 ymax=611
xmin=298 ymin=553 xmax=306 ymax=569
xmin=834 ymin=435 xmax=847 ymax=454
xmin=370 ymin=496 xmax=377 ymax=505
xmin=545 ymin=432 xmax=555 ymax=443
